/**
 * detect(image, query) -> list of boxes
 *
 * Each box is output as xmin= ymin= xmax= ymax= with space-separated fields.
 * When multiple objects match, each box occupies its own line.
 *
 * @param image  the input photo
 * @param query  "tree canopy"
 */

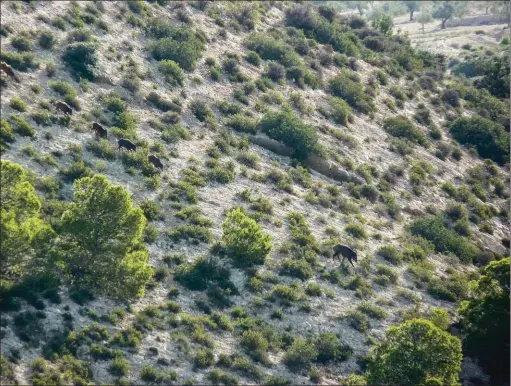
xmin=366 ymin=318 xmax=462 ymax=385
xmin=60 ymin=174 xmax=152 ymax=298
xmin=1 ymin=161 xmax=53 ymax=278
xmin=459 ymin=258 xmax=510 ymax=384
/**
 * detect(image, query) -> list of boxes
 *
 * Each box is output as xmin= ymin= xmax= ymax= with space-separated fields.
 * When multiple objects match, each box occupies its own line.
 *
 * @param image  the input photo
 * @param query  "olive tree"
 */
xmin=416 ymin=12 xmax=432 ymax=33
xmin=366 ymin=318 xmax=462 ymax=385
xmin=0 ymin=161 xmax=53 ymax=278
xmin=402 ymin=1 xmax=420 ymax=21
xmin=60 ymin=174 xmax=152 ymax=298
xmin=432 ymin=1 xmax=467 ymax=29
xmin=459 ymin=258 xmax=510 ymax=384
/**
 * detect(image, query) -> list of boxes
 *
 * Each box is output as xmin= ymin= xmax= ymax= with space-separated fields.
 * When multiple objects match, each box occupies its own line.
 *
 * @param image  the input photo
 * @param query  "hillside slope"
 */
xmin=1 ymin=1 xmax=509 ymax=385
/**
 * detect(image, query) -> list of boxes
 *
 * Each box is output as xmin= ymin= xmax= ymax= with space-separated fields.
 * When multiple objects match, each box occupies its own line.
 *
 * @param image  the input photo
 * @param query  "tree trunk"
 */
xmin=410 ymin=10 xmax=414 ymax=21
xmin=441 ymin=19 xmax=446 ymax=29
xmin=422 ymin=24 xmax=425 ymax=33
xmin=485 ymin=5 xmax=489 ymax=15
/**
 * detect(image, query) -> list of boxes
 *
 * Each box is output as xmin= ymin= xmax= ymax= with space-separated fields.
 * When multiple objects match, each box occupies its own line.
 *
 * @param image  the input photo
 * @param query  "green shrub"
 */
xmin=442 ymin=89 xmax=460 ymax=107
xmin=375 ymin=264 xmax=398 ymax=285
xmin=146 ymin=92 xmax=181 ymax=113
xmin=383 ymin=116 xmax=427 ymax=145
xmin=109 ymin=356 xmax=130 ymax=376
xmin=0 ymin=51 xmax=38 ymax=71
xmin=11 ymin=35 xmax=32 ymax=52
xmin=376 ymin=245 xmax=403 ymax=265
xmin=147 ymin=22 xmax=206 ymax=71
xmin=327 ymin=97 xmax=351 ymax=126
xmin=410 ymin=215 xmax=478 ymax=263
xmin=62 ymin=42 xmax=98 ymax=80
xmin=167 ymin=225 xmax=212 ymax=244
xmin=226 ymin=114 xmax=257 ymax=134
xmin=314 ymin=332 xmax=352 ymax=364
xmin=328 ymin=70 xmax=375 ymax=114
xmin=246 ymin=50 xmax=261 ymax=66
xmin=357 ymin=302 xmax=388 ymax=320
xmin=241 ymin=330 xmax=269 ymax=362
xmin=345 ymin=223 xmax=367 ymax=239
xmin=449 ymin=116 xmax=509 ymax=164
xmin=175 ymin=255 xmax=235 ymax=292
xmin=190 ymin=99 xmax=213 ymax=122
xmin=284 ymin=338 xmax=318 ymax=372
xmin=9 ymin=115 xmax=35 ymax=137
xmin=9 ymin=97 xmax=27 ymax=112
xmin=0 ymin=119 xmax=15 ymax=152
xmin=345 ymin=310 xmax=369 ymax=332
xmin=194 ymin=349 xmax=215 ymax=368
xmin=279 ymin=257 xmax=314 ymax=280
xmin=86 ymin=139 xmax=116 ymax=160
xmin=258 ymin=110 xmax=319 ymax=160
xmin=245 ymin=33 xmax=300 ymax=68
xmin=222 ymin=207 xmax=272 ymax=267
xmin=39 ymin=31 xmax=56 ymax=49
xmin=158 ymin=59 xmax=184 ymax=87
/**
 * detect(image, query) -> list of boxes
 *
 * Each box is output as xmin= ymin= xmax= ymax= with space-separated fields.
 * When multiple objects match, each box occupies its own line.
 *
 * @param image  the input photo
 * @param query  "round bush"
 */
xmin=221 ymin=208 xmax=272 ymax=267
xmin=62 ymin=42 xmax=99 ymax=80
xmin=449 ymin=115 xmax=509 ymax=165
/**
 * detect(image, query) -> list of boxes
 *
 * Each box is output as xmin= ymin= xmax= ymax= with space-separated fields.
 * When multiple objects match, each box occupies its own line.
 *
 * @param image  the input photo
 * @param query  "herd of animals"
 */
xmin=1 ymin=60 xmax=164 ymax=170
xmin=2 ymin=60 xmax=359 ymax=265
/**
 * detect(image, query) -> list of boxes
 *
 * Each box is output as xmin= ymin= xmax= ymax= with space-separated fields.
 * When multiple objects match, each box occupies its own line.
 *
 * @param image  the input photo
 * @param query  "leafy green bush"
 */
xmin=246 ymin=50 xmax=261 ymax=66
xmin=175 ymin=255 xmax=235 ymax=293
xmin=11 ymin=35 xmax=32 ymax=52
xmin=147 ymin=21 xmax=206 ymax=71
xmin=326 ymin=97 xmax=352 ymax=126
xmin=410 ymin=215 xmax=478 ymax=263
xmin=9 ymin=97 xmax=27 ymax=112
xmin=226 ymin=114 xmax=258 ymax=134
xmin=449 ymin=115 xmax=509 ymax=164
xmin=345 ymin=223 xmax=367 ymax=239
xmin=383 ymin=116 xmax=427 ymax=145
xmin=357 ymin=302 xmax=388 ymax=320
xmin=241 ymin=330 xmax=269 ymax=362
xmin=62 ymin=42 xmax=98 ymax=80
xmin=39 ymin=31 xmax=56 ymax=49
xmin=9 ymin=115 xmax=35 ymax=137
xmin=109 ymin=356 xmax=130 ymax=376
xmin=194 ymin=349 xmax=215 ymax=368
xmin=222 ymin=207 xmax=272 ymax=266
xmin=366 ymin=319 xmax=462 ymax=386
xmin=86 ymin=139 xmax=116 ymax=160
xmin=328 ymin=70 xmax=375 ymax=114
xmin=244 ymin=33 xmax=300 ymax=68
xmin=0 ymin=119 xmax=15 ymax=152
xmin=190 ymin=99 xmax=213 ymax=122
xmin=258 ymin=110 xmax=319 ymax=160
xmin=284 ymin=338 xmax=318 ymax=372
xmin=0 ymin=51 xmax=38 ymax=71
xmin=158 ymin=59 xmax=184 ymax=87
xmin=314 ymin=332 xmax=352 ymax=364
xmin=376 ymin=245 xmax=403 ymax=265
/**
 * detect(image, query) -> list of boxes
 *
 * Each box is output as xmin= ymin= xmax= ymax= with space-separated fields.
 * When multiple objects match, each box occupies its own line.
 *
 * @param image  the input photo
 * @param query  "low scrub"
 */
xmin=258 ymin=110 xmax=319 ymax=160
xmin=221 ymin=207 xmax=272 ymax=267
xmin=383 ymin=116 xmax=427 ymax=146
xmin=328 ymin=70 xmax=375 ymax=114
